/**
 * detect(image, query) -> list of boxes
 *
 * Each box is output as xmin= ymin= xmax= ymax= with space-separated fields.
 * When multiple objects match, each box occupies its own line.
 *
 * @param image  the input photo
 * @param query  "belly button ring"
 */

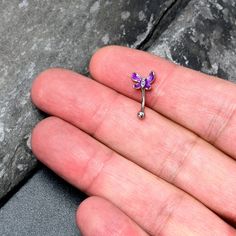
xmin=131 ymin=71 xmax=155 ymax=119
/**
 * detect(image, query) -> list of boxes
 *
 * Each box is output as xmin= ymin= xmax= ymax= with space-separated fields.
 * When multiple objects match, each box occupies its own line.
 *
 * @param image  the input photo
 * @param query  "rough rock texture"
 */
xmin=148 ymin=0 xmax=236 ymax=83
xmin=0 ymin=167 xmax=85 ymax=236
xmin=0 ymin=0 xmax=188 ymax=200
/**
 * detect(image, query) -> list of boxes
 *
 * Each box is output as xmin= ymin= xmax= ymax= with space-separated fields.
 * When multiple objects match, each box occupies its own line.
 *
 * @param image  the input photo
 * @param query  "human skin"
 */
xmin=31 ymin=46 xmax=236 ymax=236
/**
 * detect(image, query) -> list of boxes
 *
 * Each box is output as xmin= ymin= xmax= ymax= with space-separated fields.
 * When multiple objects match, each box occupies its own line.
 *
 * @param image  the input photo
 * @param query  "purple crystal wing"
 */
xmin=145 ymin=80 xmax=152 ymax=90
xmin=147 ymin=71 xmax=155 ymax=84
xmin=131 ymin=73 xmax=142 ymax=82
xmin=133 ymin=81 xmax=141 ymax=89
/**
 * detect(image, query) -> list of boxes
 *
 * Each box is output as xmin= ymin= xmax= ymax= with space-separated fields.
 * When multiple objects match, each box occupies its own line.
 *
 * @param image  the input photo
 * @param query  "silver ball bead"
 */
xmin=137 ymin=111 xmax=145 ymax=119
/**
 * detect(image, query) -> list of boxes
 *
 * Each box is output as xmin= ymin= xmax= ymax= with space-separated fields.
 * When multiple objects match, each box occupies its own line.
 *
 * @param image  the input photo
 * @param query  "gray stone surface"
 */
xmin=148 ymin=0 xmax=236 ymax=83
xmin=0 ymin=167 xmax=84 ymax=236
xmin=0 ymin=0 xmax=188 ymax=200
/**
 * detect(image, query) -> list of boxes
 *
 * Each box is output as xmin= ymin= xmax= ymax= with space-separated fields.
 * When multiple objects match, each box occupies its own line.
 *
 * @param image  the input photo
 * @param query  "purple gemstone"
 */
xmin=145 ymin=79 xmax=151 ymax=90
xmin=133 ymin=81 xmax=141 ymax=89
xmin=131 ymin=71 xmax=155 ymax=90
xmin=131 ymin=73 xmax=142 ymax=82
xmin=147 ymin=71 xmax=155 ymax=84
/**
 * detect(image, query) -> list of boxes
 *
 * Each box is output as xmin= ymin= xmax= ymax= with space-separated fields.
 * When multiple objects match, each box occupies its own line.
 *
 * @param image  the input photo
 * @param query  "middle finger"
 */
xmin=31 ymin=68 xmax=236 ymax=222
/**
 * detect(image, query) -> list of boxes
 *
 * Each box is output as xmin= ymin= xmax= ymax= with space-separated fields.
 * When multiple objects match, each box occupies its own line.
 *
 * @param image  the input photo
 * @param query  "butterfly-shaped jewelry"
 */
xmin=131 ymin=71 xmax=155 ymax=119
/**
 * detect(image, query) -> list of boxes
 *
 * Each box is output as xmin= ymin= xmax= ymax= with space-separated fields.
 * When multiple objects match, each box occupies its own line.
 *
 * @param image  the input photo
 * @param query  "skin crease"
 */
xmin=31 ymin=46 xmax=236 ymax=236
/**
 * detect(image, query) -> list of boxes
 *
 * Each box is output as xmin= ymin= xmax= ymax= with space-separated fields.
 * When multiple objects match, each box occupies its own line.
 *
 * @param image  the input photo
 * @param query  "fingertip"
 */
xmin=76 ymin=196 xmax=148 ymax=236
xmin=76 ymin=196 xmax=99 ymax=229
xmin=89 ymin=45 xmax=125 ymax=79
xmin=31 ymin=116 xmax=64 ymax=161
xmin=31 ymin=68 xmax=57 ymax=106
xmin=76 ymin=196 xmax=108 ymax=236
xmin=31 ymin=67 xmax=78 ymax=109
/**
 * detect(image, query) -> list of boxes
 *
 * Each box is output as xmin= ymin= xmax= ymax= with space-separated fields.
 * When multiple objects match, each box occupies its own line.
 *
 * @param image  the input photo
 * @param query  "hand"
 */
xmin=31 ymin=46 xmax=236 ymax=236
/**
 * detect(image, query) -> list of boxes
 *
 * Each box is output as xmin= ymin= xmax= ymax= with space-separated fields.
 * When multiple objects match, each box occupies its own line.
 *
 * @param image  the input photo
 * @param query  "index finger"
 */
xmin=90 ymin=46 xmax=236 ymax=159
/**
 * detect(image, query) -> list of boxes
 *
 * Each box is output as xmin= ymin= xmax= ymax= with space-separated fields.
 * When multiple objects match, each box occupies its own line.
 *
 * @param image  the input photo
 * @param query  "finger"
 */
xmin=89 ymin=46 xmax=236 ymax=159
xmin=31 ymin=68 xmax=236 ymax=222
xmin=31 ymin=117 xmax=236 ymax=236
xmin=76 ymin=196 xmax=148 ymax=236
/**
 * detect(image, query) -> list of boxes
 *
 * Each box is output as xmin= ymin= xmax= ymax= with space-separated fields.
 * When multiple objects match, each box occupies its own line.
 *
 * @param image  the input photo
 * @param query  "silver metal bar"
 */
xmin=137 ymin=88 xmax=145 ymax=119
